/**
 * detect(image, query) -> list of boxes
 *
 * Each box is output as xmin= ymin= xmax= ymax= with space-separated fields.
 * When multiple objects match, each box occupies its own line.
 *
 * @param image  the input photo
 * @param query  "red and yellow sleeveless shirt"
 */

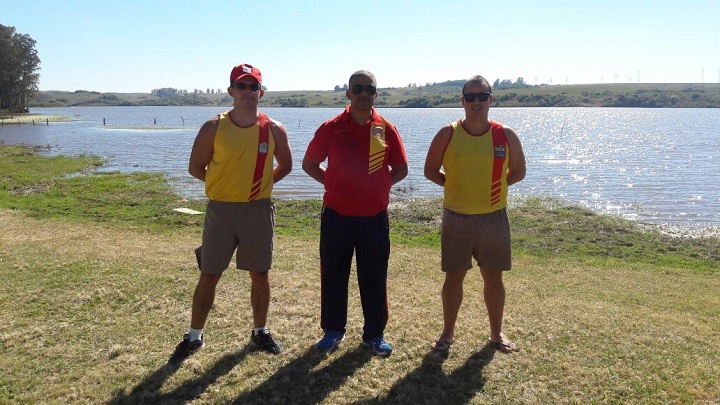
xmin=442 ymin=119 xmax=509 ymax=214
xmin=204 ymin=112 xmax=274 ymax=202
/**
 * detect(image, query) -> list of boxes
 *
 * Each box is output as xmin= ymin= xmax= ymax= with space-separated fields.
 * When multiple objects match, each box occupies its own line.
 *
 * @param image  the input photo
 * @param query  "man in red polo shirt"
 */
xmin=302 ymin=70 xmax=408 ymax=356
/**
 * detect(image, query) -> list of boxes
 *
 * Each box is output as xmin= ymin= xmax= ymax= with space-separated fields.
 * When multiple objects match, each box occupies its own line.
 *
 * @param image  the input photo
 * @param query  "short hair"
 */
xmin=349 ymin=70 xmax=377 ymax=86
xmin=462 ymin=75 xmax=492 ymax=94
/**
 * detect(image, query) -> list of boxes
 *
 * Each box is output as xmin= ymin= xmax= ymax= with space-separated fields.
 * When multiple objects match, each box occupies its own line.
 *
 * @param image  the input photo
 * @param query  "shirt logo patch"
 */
xmin=372 ymin=125 xmax=386 ymax=147
xmin=259 ymin=142 xmax=269 ymax=154
xmin=494 ymin=144 xmax=506 ymax=159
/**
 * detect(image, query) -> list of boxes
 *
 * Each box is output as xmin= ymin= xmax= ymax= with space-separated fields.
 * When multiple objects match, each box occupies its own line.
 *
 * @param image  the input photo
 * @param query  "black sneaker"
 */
xmin=250 ymin=329 xmax=283 ymax=354
xmin=170 ymin=333 xmax=204 ymax=363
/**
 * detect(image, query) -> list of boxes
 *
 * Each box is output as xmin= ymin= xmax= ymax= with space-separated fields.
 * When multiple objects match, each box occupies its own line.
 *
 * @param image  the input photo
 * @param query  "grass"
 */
xmin=0 ymin=145 xmax=718 ymax=404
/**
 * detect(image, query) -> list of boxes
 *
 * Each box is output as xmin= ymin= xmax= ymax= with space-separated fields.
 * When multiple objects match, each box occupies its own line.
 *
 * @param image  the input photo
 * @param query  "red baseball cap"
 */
xmin=230 ymin=64 xmax=262 ymax=84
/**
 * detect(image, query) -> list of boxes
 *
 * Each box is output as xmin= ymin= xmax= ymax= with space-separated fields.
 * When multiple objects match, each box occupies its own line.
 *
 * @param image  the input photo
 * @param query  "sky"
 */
xmin=4 ymin=0 xmax=720 ymax=93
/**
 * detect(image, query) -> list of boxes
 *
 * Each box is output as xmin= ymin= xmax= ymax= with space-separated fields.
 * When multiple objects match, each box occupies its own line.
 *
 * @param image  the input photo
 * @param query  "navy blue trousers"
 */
xmin=319 ymin=206 xmax=390 ymax=341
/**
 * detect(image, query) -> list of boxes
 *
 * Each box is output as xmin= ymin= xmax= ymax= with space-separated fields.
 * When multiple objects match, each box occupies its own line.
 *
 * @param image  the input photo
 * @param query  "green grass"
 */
xmin=1 ymin=145 xmax=718 ymax=404
xmin=0 ymin=145 xmax=206 ymax=230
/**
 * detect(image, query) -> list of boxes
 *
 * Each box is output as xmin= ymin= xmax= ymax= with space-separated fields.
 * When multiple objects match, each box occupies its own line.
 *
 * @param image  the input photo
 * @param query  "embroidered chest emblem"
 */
xmin=372 ymin=126 xmax=384 ymax=137
xmin=258 ymin=142 xmax=269 ymax=154
xmin=372 ymin=125 xmax=386 ymax=147
xmin=494 ymin=144 xmax=506 ymax=159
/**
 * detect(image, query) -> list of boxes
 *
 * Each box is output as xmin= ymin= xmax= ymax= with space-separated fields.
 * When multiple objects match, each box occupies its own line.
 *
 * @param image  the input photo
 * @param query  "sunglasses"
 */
xmin=463 ymin=92 xmax=491 ymax=102
xmin=351 ymin=84 xmax=377 ymax=95
xmin=233 ymin=82 xmax=261 ymax=91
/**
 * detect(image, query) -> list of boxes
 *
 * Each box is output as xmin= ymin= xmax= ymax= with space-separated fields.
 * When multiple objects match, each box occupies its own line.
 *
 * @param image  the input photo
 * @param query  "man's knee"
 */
xmin=443 ymin=270 xmax=467 ymax=287
xmin=197 ymin=272 xmax=222 ymax=287
xmin=249 ymin=271 xmax=270 ymax=285
xmin=480 ymin=268 xmax=505 ymax=290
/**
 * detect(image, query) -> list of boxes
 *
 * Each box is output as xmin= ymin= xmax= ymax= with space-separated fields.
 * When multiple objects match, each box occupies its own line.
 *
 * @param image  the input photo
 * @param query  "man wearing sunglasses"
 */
xmin=302 ymin=70 xmax=408 ymax=356
xmin=172 ymin=63 xmax=293 ymax=361
xmin=424 ymin=75 xmax=526 ymax=354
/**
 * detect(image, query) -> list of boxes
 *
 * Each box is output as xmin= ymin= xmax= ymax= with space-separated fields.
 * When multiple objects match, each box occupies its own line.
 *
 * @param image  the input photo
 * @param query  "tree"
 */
xmin=151 ymin=87 xmax=179 ymax=98
xmin=0 ymin=24 xmax=41 ymax=111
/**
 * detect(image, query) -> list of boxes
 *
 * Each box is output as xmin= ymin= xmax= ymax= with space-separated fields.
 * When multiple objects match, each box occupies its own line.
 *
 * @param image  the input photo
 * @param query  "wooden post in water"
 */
xmin=154 ymin=118 xmax=157 ymax=125
xmin=103 ymin=118 xmax=106 ymax=126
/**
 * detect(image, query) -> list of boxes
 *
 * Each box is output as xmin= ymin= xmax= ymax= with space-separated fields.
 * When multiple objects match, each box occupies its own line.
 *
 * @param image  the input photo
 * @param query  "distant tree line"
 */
xmin=151 ymin=87 xmax=226 ymax=97
xmin=331 ymin=78 xmax=530 ymax=92
xmin=151 ymin=86 xmax=274 ymax=97
xmin=493 ymin=78 xmax=528 ymax=90
xmin=414 ymin=78 xmax=531 ymax=90
xmin=0 ymin=24 xmax=41 ymax=112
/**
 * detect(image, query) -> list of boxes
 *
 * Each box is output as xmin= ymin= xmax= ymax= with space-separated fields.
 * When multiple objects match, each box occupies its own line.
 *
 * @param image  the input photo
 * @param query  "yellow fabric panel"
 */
xmin=368 ymin=120 xmax=386 ymax=174
xmin=204 ymin=112 xmax=275 ymax=202
xmin=442 ymin=120 xmax=509 ymax=214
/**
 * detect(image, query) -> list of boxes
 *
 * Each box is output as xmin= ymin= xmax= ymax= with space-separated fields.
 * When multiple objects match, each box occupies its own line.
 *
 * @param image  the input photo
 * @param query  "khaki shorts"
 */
xmin=441 ymin=208 xmax=511 ymax=272
xmin=198 ymin=199 xmax=275 ymax=274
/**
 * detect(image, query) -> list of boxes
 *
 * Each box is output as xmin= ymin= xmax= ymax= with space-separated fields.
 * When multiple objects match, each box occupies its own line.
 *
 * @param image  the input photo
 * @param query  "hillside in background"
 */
xmin=28 ymin=83 xmax=720 ymax=109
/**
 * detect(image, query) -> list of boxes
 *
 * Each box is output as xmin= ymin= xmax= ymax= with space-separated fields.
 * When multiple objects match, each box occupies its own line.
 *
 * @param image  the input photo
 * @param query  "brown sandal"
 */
xmin=491 ymin=339 xmax=519 ymax=353
xmin=430 ymin=339 xmax=455 ymax=352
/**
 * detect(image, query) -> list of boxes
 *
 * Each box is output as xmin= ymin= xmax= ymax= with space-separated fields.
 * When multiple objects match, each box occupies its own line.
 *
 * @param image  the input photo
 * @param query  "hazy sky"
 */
xmin=5 ymin=0 xmax=719 ymax=93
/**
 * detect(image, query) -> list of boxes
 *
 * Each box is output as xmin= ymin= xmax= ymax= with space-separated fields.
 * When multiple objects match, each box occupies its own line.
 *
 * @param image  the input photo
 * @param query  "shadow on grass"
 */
xmin=232 ymin=345 xmax=372 ymax=404
xmin=353 ymin=342 xmax=497 ymax=404
xmin=107 ymin=346 xmax=250 ymax=404
xmin=107 ymin=342 xmax=494 ymax=404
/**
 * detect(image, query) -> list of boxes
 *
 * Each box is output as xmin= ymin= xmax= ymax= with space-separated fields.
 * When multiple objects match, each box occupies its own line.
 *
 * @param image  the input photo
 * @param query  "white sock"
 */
xmin=188 ymin=328 xmax=203 ymax=342
xmin=253 ymin=326 xmax=268 ymax=335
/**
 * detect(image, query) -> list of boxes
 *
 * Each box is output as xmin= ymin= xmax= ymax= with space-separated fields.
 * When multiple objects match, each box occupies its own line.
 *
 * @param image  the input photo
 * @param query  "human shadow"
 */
xmin=107 ymin=346 xmax=250 ymax=404
xmin=232 ymin=345 xmax=373 ymax=404
xmin=353 ymin=342 xmax=497 ymax=405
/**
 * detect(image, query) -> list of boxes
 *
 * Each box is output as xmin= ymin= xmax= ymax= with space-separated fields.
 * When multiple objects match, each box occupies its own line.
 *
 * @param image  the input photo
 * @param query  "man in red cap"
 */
xmin=172 ymin=63 xmax=293 ymax=361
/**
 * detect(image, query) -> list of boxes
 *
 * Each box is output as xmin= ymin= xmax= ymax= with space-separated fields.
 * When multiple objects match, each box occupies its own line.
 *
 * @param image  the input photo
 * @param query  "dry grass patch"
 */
xmin=1 ymin=210 xmax=718 ymax=404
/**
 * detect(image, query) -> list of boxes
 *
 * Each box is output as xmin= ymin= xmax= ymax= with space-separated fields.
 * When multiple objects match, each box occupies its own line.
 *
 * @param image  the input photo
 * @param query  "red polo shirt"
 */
xmin=306 ymin=106 xmax=408 ymax=216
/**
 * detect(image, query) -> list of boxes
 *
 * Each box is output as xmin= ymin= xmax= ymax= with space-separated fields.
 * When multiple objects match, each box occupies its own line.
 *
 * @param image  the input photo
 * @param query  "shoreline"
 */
xmin=4 ymin=114 xmax=719 ymax=238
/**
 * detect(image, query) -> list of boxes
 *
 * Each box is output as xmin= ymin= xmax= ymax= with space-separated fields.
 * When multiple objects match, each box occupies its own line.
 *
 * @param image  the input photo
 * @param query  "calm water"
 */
xmin=1 ymin=106 xmax=719 ymax=233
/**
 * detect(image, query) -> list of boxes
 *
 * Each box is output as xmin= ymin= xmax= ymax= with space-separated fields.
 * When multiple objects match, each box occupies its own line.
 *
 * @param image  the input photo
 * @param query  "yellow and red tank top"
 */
xmin=442 ymin=119 xmax=509 ymax=214
xmin=204 ymin=112 xmax=274 ymax=202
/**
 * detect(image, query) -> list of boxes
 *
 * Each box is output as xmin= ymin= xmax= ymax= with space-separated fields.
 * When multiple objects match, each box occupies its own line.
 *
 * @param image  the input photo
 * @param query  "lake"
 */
xmin=1 ymin=106 xmax=718 ymax=235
